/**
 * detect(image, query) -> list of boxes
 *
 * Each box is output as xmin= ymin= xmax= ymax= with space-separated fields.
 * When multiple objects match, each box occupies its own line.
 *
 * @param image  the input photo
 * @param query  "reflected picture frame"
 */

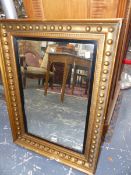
xmin=0 ymin=19 xmax=122 ymax=174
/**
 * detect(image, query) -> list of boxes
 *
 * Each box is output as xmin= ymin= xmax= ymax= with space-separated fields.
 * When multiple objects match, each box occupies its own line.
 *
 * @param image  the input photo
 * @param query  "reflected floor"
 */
xmin=24 ymin=89 xmax=88 ymax=152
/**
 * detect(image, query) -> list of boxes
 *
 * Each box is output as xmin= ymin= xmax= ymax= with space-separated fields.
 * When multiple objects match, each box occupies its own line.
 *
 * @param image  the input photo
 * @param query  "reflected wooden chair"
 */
xmin=71 ymin=58 xmax=91 ymax=95
xmin=19 ymin=41 xmax=53 ymax=88
xmin=44 ymin=53 xmax=74 ymax=102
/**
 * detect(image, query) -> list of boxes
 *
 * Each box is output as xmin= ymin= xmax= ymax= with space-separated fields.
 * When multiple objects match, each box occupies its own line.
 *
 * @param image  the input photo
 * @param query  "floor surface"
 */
xmin=0 ymin=88 xmax=131 ymax=175
xmin=24 ymin=89 xmax=87 ymax=152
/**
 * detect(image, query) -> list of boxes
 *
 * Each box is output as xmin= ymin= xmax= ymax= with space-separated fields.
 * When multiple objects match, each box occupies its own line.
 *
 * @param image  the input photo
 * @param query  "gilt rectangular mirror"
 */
xmin=0 ymin=19 xmax=122 ymax=174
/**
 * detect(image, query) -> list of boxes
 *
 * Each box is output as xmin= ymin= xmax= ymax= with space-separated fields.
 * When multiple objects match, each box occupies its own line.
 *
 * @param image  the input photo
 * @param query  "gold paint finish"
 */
xmin=0 ymin=19 xmax=122 ymax=175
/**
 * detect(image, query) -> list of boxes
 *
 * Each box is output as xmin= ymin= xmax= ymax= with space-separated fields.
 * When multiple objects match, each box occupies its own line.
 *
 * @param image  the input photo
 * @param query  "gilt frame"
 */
xmin=0 ymin=19 xmax=122 ymax=174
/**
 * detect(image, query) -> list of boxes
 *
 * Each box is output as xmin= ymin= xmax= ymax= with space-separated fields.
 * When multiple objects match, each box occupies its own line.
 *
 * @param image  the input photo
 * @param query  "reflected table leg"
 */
xmin=44 ymin=61 xmax=51 ymax=96
xmin=61 ymin=63 xmax=69 ymax=102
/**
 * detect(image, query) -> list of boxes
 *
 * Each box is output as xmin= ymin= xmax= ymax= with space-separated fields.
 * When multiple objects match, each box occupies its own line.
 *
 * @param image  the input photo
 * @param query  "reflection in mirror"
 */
xmin=15 ymin=38 xmax=97 ymax=153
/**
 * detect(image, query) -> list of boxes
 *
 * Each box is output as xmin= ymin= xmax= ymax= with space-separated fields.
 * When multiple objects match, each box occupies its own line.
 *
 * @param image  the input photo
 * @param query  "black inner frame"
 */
xmin=13 ymin=36 xmax=97 ymax=154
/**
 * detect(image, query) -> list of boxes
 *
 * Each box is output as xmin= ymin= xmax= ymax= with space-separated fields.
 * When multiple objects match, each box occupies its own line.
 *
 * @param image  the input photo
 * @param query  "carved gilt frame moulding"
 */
xmin=0 ymin=19 xmax=122 ymax=174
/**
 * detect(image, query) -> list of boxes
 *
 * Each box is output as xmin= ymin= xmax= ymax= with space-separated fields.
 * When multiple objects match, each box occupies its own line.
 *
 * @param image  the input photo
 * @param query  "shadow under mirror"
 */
xmin=14 ymin=37 xmax=97 ymax=153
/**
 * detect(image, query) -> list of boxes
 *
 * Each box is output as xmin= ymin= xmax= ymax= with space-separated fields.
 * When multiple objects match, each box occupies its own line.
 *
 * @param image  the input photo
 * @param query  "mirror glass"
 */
xmin=14 ymin=38 xmax=97 ymax=153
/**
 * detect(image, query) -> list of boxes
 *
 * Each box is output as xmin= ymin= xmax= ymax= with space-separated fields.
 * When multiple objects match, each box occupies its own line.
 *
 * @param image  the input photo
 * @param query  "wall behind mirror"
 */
xmin=14 ymin=38 xmax=97 ymax=153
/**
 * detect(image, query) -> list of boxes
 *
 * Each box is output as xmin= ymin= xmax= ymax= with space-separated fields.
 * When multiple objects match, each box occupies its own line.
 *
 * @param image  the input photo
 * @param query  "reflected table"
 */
xmin=44 ymin=52 xmax=91 ymax=102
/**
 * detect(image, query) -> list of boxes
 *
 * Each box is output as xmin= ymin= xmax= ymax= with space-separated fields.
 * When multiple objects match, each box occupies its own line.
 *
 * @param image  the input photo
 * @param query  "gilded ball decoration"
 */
xmin=89 ymin=159 xmax=93 ymax=163
xmin=58 ymin=25 xmax=63 ymax=30
xmin=16 ymin=25 xmax=20 ymax=29
xmin=98 ymin=106 xmax=102 ymax=110
xmin=105 ymin=51 xmax=111 ymax=56
xmin=97 ymin=113 xmax=101 ymax=117
xmin=99 ymin=100 xmax=104 ymax=104
xmin=9 ymin=25 xmax=13 ymax=29
xmin=3 ymin=33 xmax=7 ymax=37
xmin=92 ymin=140 xmax=96 ymax=144
xmin=5 ymin=50 xmax=9 ymax=53
xmin=94 ymin=130 xmax=98 ymax=134
xmin=4 ymin=41 xmax=8 ymax=45
xmin=96 ymin=119 xmax=100 ymax=123
xmin=86 ymin=26 xmax=90 ymax=32
xmin=66 ymin=25 xmax=72 ymax=31
xmin=2 ymin=25 xmax=6 ymax=29
xmin=95 ymin=124 xmax=99 ymax=128
xmin=93 ymin=135 xmax=97 ymax=139
xmin=104 ymin=61 xmax=110 ymax=66
xmin=108 ymin=27 xmax=114 ymax=32
xmin=22 ymin=25 xmax=26 ymax=30
xmin=102 ymin=78 xmax=107 ymax=82
xmin=17 ymin=131 xmax=21 ymax=135
xmin=103 ymin=69 xmax=108 ymax=74
xmin=97 ymin=26 xmax=102 ymax=32
xmin=43 ymin=25 xmax=47 ymax=30
xmin=50 ymin=25 xmax=55 ymax=30
xmin=107 ymin=39 xmax=113 ymax=45
xmin=91 ymin=149 xmax=94 ymax=153
xmin=90 ymin=154 xmax=94 ymax=158
xmin=16 ymin=121 xmax=20 ymax=125
xmin=89 ymin=163 xmax=92 ymax=167
xmin=35 ymin=26 xmax=39 ymax=30
xmin=99 ymin=93 xmax=104 ymax=97
xmin=29 ymin=26 xmax=33 ymax=30
xmin=101 ymin=86 xmax=105 ymax=90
